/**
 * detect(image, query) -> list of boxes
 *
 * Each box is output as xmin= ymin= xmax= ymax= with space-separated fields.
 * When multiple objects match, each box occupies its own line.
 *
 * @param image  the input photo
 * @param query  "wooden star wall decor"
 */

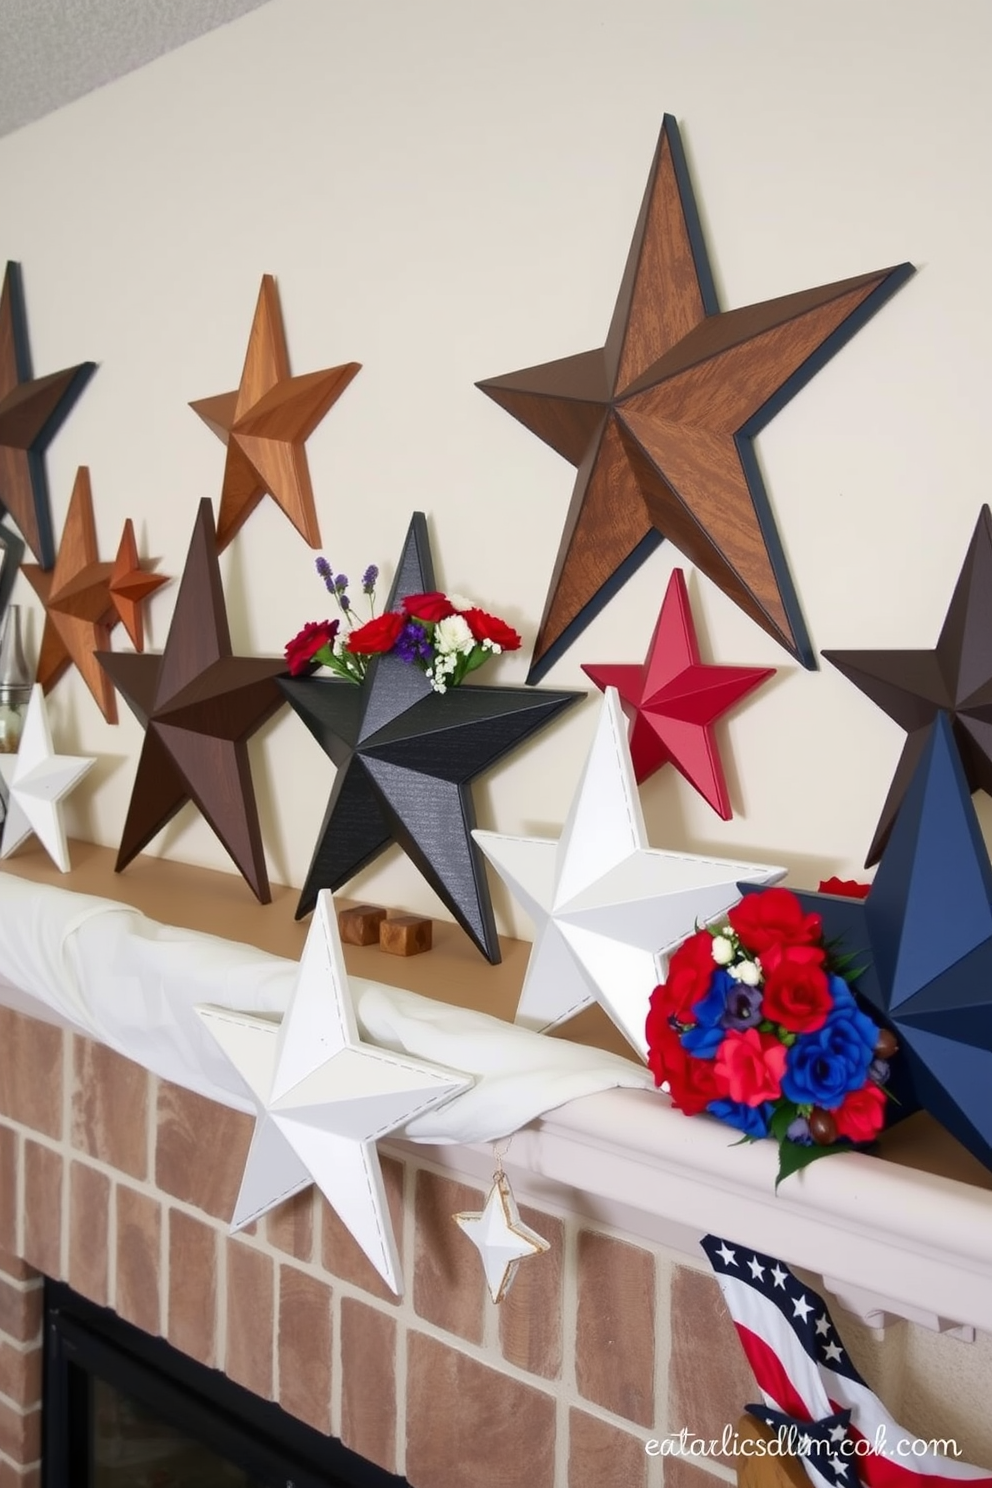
xmin=824 ymin=505 xmax=992 ymax=866
xmin=97 ymin=499 xmax=288 ymax=902
xmin=0 ymin=261 xmax=96 ymax=569
xmin=477 ymin=116 xmax=914 ymax=681
xmin=22 ymin=466 xmax=168 ymax=723
xmin=582 ymin=568 xmax=774 ymax=817
xmin=190 ymin=274 xmax=361 ymax=552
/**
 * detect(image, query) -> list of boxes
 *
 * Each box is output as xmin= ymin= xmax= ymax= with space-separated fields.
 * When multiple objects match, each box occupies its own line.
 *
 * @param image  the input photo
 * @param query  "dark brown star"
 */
xmin=190 ymin=274 xmax=360 ymax=552
xmin=0 ymin=261 xmax=96 ymax=569
xmin=97 ymin=499 xmax=287 ymax=902
xmin=22 ymin=467 xmax=168 ymax=722
xmin=823 ymin=505 xmax=992 ymax=866
xmin=477 ymin=116 xmax=914 ymax=681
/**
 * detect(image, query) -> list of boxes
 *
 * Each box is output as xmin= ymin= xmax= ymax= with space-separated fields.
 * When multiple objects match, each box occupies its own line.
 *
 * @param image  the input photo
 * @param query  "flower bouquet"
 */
xmin=285 ymin=559 xmax=521 ymax=693
xmin=645 ymin=887 xmax=898 ymax=1185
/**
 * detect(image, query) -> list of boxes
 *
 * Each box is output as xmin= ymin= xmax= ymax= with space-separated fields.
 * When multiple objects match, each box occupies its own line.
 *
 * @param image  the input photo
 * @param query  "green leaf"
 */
xmin=775 ymin=1139 xmax=839 ymax=1189
xmin=769 ymin=1102 xmax=800 ymax=1143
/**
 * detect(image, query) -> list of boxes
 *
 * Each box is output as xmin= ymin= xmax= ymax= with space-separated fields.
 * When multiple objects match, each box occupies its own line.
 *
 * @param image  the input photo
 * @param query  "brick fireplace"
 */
xmin=0 ymin=1004 xmax=764 ymax=1488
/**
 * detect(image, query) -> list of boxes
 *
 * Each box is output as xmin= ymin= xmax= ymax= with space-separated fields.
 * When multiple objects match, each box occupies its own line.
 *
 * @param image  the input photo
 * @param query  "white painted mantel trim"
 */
xmin=390 ymin=1085 xmax=992 ymax=1339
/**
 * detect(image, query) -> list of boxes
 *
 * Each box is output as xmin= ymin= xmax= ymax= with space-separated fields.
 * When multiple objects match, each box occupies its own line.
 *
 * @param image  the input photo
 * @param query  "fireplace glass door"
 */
xmin=43 ymin=1280 xmax=408 ymax=1488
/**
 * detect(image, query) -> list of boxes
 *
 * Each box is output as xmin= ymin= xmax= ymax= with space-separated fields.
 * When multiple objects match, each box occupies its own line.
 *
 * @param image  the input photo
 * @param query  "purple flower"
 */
xmin=868 ymin=1058 xmax=890 ymax=1085
xmin=394 ymin=620 xmax=432 ymax=664
xmin=362 ymin=565 xmax=379 ymax=593
xmin=721 ymin=983 xmax=763 ymax=1030
xmin=315 ymin=556 xmax=334 ymax=590
xmin=786 ymin=1115 xmax=813 ymax=1146
xmin=334 ymin=573 xmax=348 ymax=593
xmin=339 ymin=594 xmax=351 ymax=612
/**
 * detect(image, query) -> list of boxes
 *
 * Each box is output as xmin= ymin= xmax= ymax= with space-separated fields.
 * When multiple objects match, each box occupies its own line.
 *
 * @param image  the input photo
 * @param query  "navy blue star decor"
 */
xmin=0 ymin=262 xmax=96 ymax=568
xmin=746 ymin=711 xmax=992 ymax=1170
xmin=280 ymin=513 xmax=581 ymax=963
xmin=823 ymin=505 xmax=992 ymax=866
xmin=477 ymin=115 xmax=914 ymax=681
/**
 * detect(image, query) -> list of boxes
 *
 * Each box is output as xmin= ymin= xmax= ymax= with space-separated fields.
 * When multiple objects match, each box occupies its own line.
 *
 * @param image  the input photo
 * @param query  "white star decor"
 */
xmin=454 ymin=1170 xmax=550 ymax=1303
xmin=0 ymin=685 xmax=94 ymax=871
xmin=473 ymin=689 xmax=784 ymax=1058
xmin=197 ymin=891 xmax=470 ymax=1294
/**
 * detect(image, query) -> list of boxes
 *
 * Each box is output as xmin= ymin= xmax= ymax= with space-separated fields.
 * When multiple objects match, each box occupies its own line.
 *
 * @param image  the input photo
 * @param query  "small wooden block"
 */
xmin=337 ymin=903 xmax=388 ymax=946
xmin=379 ymin=914 xmax=433 ymax=956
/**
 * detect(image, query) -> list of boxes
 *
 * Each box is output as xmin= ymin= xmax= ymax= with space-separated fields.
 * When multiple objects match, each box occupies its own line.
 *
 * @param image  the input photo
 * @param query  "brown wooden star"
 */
xmin=477 ymin=116 xmax=914 ymax=681
xmin=22 ymin=467 xmax=168 ymax=722
xmin=0 ymin=261 xmax=96 ymax=569
xmin=97 ymin=498 xmax=287 ymax=902
xmin=190 ymin=274 xmax=361 ymax=552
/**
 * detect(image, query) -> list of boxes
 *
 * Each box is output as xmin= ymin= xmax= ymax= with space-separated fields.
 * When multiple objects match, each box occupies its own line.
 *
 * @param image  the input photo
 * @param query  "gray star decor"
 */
xmin=280 ymin=513 xmax=581 ymax=963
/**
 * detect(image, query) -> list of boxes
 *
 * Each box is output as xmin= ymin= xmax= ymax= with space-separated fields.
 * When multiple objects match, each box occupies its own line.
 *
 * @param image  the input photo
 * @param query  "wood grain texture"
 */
xmin=97 ymin=499 xmax=287 ymax=903
xmin=190 ymin=274 xmax=361 ymax=552
xmin=0 ymin=262 xmax=96 ymax=568
xmin=379 ymin=913 xmax=433 ymax=956
xmin=337 ymin=902 xmax=387 ymax=946
xmin=735 ymin=1416 xmax=808 ymax=1488
xmin=476 ymin=116 xmax=914 ymax=680
xmin=21 ymin=468 xmax=167 ymax=721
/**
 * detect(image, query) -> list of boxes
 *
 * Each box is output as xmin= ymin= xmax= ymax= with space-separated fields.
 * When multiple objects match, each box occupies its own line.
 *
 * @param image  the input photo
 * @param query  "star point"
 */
xmin=478 ymin=116 xmax=913 ymax=679
xmin=0 ymin=685 xmax=94 ymax=871
xmin=454 ymin=1171 xmax=550 ymax=1303
xmin=190 ymin=274 xmax=360 ymax=551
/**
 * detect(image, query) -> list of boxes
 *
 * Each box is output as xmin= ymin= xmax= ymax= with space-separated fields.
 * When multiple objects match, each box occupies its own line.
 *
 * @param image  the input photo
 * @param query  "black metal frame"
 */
xmin=42 ymin=1279 xmax=409 ymax=1488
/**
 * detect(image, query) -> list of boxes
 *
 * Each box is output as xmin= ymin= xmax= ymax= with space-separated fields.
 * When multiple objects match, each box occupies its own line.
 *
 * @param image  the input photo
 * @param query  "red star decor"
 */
xmin=190 ymin=274 xmax=360 ymax=552
xmin=22 ymin=468 xmax=168 ymax=722
xmin=582 ymin=569 xmax=773 ymax=817
xmin=477 ymin=116 xmax=914 ymax=682
xmin=0 ymin=261 xmax=96 ymax=569
xmin=97 ymin=499 xmax=288 ymax=902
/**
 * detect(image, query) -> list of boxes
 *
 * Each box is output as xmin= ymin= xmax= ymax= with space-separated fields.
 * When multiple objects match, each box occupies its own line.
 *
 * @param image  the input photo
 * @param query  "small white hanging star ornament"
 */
xmin=197 ymin=890 xmax=471 ymax=1295
xmin=0 ymin=684 xmax=94 ymax=871
xmin=473 ymin=688 xmax=785 ymax=1058
xmin=454 ymin=1152 xmax=549 ymax=1303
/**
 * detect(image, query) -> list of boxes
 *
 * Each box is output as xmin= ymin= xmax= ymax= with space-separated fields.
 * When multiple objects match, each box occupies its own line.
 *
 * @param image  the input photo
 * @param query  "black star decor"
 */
xmin=280 ymin=513 xmax=581 ymax=962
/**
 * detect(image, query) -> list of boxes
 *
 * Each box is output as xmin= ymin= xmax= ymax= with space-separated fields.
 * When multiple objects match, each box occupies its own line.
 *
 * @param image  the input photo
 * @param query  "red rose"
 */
xmin=728 ymin=887 xmax=823 ymax=954
xmin=834 ymin=1083 xmax=886 ymax=1143
xmin=714 ymin=1029 xmax=787 ymax=1105
xmin=462 ymin=607 xmax=522 ymax=651
xmin=818 ymin=877 xmax=872 ymax=900
xmin=403 ymin=591 xmax=455 ymax=623
xmin=284 ymin=619 xmax=338 ymax=676
xmin=645 ymin=1014 xmax=718 ymax=1116
xmin=346 ymin=611 xmax=406 ymax=654
xmin=761 ymin=945 xmax=831 ymax=1032
xmin=654 ymin=930 xmax=717 ymax=1022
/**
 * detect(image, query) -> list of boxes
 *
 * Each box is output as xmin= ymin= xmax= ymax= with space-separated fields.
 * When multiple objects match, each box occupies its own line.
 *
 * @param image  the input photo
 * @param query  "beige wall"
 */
xmin=0 ymin=0 xmax=989 ymax=930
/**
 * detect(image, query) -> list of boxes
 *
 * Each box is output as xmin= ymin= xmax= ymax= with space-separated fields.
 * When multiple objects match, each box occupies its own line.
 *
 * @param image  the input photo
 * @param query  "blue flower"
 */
xmin=682 ymin=970 xmax=735 ymax=1057
xmin=781 ymin=995 xmax=877 ymax=1108
xmin=722 ymin=983 xmax=764 ymax=1030
xmin=394 ymin=620 xmax=432 ymax=664
xmin=708 ymin=1099 xmax=774 ymax=1139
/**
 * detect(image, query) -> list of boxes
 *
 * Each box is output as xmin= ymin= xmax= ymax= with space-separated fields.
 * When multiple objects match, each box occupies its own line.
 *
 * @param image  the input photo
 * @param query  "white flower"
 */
xmin=729 ymin=958 xmax=762 ymax=987
xmin=447 ymin=592 xmax=475 ymax=612
xmin=711 ymin=935 xmax=734 ymax=965
xmin=434 ymin=614 xmax=475 ymax=655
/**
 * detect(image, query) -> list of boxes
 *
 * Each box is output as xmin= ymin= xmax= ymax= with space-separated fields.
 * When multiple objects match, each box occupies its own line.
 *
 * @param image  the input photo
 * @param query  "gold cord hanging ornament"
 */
xmin=453 ymin=1138 xmax=550 ymax=1303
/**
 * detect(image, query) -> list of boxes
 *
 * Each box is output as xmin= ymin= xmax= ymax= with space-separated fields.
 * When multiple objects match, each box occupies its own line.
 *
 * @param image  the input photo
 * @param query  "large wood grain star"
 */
xmin=279 ymin=511 xmax=581 ymax=962
xmin=0 ymin=261 xmax=96 ymax=568
xmin=190 ymin=274 xmax=360 ymax=552
xmin=823 ymin=506 xmax=992 ymax=866
xmin=22 ymin=467 xmax=168 ymax=723
xmin=582 ymin=568 xmax=773 ymax=817
xmin=97 ymin=498 xmax=287 ymax=901
xmin=477 ymin=116 xmax=914 ymax=681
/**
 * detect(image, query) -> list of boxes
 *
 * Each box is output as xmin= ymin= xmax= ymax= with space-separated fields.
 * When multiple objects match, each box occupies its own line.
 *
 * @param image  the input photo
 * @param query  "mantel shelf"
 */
xmin=1 ymin=841 xmax=990 ymax=1337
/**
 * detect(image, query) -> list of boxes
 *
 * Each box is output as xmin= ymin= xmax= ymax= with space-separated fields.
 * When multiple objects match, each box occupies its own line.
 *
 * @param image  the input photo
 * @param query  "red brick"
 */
xmin=669 ymin=1265 xmax=758 ymax=1469
xmin=321 ymin=1155 xmax=405 ymax=1303
xmin=413 ymin=1169 xmax=486 ymax=1342
xmin=68 ymin=1162 xmax=110 ymax=1306
xmin=71 ymin=1038 xmax=149 ymax=1179
xmin=21 ymin=1143 xmax=61 ymax=1280
xmin=576 ymin=1229 xmax=656 ymax=1426
xmin=155 ymin=1080 xmax=253 ymax=1222
xmin=0 ymin=1398 xmax=40 ymax=1466
xmin=0 ymin=1341 xmax=41 ymax=1410
xmin=278 ymin=1266 xmax=332 ymax=1434
xmin=499 ymin=1203 xmax=562 ymax=1379
xmin=340 ymin=1299 xmax=396 ymax=1472
xmin=267 ymin=1189 xmax=313 ymax=1263
xmin=0 ymin=1011 xmax=62 ymax=1139
xmin=569 ymin=1409 xmax=648 ymax=1488
xmin=226 ymin=1239 xmax=273 ymax=1400
xmin=407 ymin=1331 xmax=555 ymax=1488
xmin=0 ymin=1128 xmax=17 ymax=1256
xmin=115 ymin=1187 xmax=161 ymax=1336
xmin=0 ymin=1464 xmax=41 ymax=1488
xmin=0 ymin=1253 xmax=35 ymax=1284
xmin=0 ymin=1280 xmax=41 ymax=1344
xmin=167 ymin=1209 xmax=218 ymax=1369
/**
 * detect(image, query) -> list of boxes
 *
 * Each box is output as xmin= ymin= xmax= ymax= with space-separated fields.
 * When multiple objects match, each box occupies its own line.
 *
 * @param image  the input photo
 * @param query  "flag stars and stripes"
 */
xmin=792 ymin=1294 xmax=814 ymax=1322
xmin=716 ymin=1242 xmax=737 ymax=1267
xmin=816 ymin=1315 xmax=832 ymax=1337
xmin=748 ymin=1256 xmax=766 ymax=1281
xmin=823 ymin=1341 xmax=844 ymax=1363
xmin=770 ymin=1263 xmax=787 ymax=1287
